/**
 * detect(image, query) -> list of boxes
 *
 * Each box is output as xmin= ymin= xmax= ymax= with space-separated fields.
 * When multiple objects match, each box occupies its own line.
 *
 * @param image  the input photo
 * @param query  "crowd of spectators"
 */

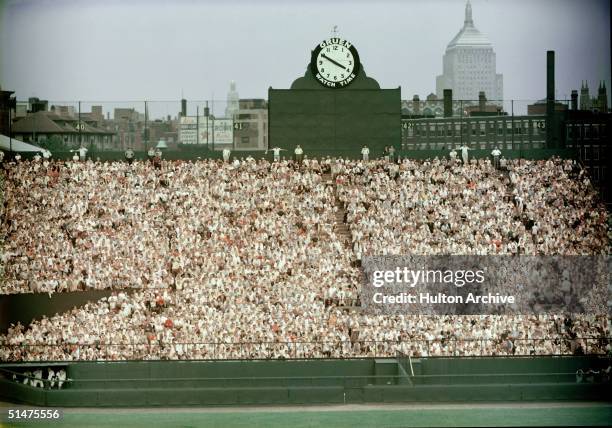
xmin=0 ymin=156 xmax=609 ymax=361
xmin=336 ymin=157 xmax=608 ymax=257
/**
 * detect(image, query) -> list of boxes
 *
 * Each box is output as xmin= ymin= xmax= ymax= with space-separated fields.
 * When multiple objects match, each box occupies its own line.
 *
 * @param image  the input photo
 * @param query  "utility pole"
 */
xmin=8 ymin=100 xmax=12 ymax=154
xmin=144 ymin=100 xmax=148 ymax=153
xmin=33 ymin=110 xmax=36 ymax=144
xmin=211 ymin=115 xmax=215 ymax=151
xmin=205 ymin=101 xmax=210 ymax=149
xmin=78 ymin=101 xmax=82 ymax=148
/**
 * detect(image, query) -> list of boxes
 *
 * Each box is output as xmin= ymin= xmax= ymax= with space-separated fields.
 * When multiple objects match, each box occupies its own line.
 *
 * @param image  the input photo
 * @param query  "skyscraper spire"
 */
xmin=436 ymin=0 xmax=502 ymax=102
xmin=464 ymin=0 xmax=473 ymax=25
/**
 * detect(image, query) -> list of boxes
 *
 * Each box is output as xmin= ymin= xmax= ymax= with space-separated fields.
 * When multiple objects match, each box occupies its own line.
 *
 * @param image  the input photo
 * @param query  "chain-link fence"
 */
xmin=9 ymin=99 xmax=268 ymax=159
xmin=7 ymin=98 xmax=578 ymax=160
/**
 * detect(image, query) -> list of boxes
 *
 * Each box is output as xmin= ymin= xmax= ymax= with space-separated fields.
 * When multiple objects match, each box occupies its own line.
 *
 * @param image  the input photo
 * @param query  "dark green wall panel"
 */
xmin=269 ymin=88 xmax=401 ymax=155
xmin=2 ymin=357 xmax=610 ymax=407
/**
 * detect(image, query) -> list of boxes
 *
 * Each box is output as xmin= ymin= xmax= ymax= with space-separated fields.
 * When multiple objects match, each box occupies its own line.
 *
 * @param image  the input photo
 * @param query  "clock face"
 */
xmin=310 ymin=37 xmax=360 ymax=89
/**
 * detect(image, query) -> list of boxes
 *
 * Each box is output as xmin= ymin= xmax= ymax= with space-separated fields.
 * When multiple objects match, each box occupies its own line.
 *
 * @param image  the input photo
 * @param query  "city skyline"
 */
xmin=0 ymin=0 xmax=610 ymax=107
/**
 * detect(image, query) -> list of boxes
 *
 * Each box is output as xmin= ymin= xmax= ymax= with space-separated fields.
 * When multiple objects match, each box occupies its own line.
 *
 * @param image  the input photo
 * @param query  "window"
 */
xmin=241 ymin=136 xmax=250 ymax=145
xmin=515 ymin=122 xmax=523 ymax=135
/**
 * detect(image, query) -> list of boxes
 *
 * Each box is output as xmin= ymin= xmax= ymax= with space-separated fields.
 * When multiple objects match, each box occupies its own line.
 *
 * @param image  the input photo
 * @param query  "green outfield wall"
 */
xmin=1 ymin=356 xmax=609 ymax=407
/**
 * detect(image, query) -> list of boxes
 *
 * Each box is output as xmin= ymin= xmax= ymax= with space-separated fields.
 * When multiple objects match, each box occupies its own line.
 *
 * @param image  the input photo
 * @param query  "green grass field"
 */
xmin=3 ymin=403 xmax=612 ymax=428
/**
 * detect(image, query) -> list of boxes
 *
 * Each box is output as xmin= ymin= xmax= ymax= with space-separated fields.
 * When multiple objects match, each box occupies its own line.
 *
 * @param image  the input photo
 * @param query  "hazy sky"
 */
xmin=0 ymin=0 xmax=610 ymax=115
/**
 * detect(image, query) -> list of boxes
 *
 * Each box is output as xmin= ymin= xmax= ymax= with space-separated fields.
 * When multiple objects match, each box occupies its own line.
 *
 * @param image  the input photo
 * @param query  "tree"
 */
xmin=39 ymin=135 xmax=70 ymax=152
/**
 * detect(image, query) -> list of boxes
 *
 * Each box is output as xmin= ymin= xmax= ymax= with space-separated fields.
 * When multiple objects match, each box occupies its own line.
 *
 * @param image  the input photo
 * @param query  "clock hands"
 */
xmin=321 ymin=53 xmax=350 ymax=72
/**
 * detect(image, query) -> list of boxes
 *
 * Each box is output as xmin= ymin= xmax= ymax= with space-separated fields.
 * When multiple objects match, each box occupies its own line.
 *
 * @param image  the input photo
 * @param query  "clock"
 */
xmin=310 ymin=37 xmax=360 ymax=89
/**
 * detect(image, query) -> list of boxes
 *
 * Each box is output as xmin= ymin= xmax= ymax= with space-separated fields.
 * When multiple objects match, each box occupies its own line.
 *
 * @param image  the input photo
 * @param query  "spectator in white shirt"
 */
xmin=78 ymin=146 xmax=88 ymax=161
xmin=491 ymin=147 xmax=502 ymax=169
xmin=271 ymin=147 xmax=284 ymax=162
xmin=361 ymin=146 xmax=370 ymax=161
xmin=294 ymin=145 xmax=304 ymax=163
xmin=458 ymin=145 xmax=471 ymax=164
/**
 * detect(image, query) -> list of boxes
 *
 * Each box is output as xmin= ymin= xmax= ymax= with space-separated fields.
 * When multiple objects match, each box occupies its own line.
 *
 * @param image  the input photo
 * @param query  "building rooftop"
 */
xmin=12 ymin=111 xmax=113 ymax=135
xmin=446 ymin=0 xmax=492 ymax=49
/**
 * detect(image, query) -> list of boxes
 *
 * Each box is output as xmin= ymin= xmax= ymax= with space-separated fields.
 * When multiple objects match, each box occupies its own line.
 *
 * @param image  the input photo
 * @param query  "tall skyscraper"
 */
xmin=225 ymin=81 xmax=239 ymax=118
xmin=436 ymin=0 xmax=503 ymax=103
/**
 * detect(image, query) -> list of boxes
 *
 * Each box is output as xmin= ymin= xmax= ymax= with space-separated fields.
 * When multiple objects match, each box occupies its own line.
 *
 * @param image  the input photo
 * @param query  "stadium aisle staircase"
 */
xmin=322 ymin=172 xmax=353 ymax=250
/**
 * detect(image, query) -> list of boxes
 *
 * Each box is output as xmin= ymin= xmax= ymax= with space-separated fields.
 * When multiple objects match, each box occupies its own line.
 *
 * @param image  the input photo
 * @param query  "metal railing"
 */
xmin=1 ymin=337 xmax=610 ymax=362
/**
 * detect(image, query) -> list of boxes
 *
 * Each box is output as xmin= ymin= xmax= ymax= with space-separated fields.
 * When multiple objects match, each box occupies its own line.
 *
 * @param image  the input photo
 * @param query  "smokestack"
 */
xmin=412 ymin=95 xmax=420 ymax=115
xmin=546 ymin=51 xmax=555 ymax=113
xmin=443 ymin=89 xmax=452 ymax=118
xmin=571 ymin=90 xmax=578 ymax=110
xmin=478 ymin=91 xmax=486 ymax=111
xmin=546 ymin=51 xmax=555 ymax=147
xmin=181 ymin=99 xmax=187 ymax=117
